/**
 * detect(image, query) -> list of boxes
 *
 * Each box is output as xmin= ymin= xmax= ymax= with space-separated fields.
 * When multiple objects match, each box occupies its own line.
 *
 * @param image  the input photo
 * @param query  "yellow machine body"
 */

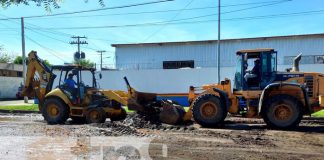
xmin=184 ymin=49 xmax=324 ymax=128
xmin=22 ymin=51 xmax=128 ymax=124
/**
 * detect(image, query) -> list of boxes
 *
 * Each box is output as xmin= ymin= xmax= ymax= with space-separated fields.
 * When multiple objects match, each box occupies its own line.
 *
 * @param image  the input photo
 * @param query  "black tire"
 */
xmin=262 ymin=94 xmax=302 ymax=129
xmin=43 ymin=98 xmax=69 ymax=124
xmin=192 ymin=94 xmax=227 ymax=127
xmin=110 ymin=108 xmax=127 ymax=121
xmin=86 ymin=107 xmax=106 ymax=124
xmin=70 ymin=116 xmax=86 ymax=124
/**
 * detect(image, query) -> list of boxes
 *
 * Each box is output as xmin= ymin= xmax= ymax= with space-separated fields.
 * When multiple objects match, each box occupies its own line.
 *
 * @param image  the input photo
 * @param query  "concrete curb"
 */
xmin=0 ymin=109 xmax=40 ymax=114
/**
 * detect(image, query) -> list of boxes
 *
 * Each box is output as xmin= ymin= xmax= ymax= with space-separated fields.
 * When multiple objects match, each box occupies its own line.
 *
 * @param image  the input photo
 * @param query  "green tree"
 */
xmin=74 ymin=59 xmax=94 ymax=68
xmin=0 ymin=53 xmax=12 ymax=63
xmin=0 ymin=47 xmax=12 ymax=63
xmin=13 ymin=55 xmax=51 ymax=66
xmin=1 ymin=0 xmax=105 ymax=11
xmin=43 ymin=59 xmax=51 ymax=66
xmin=13 ymin=56 xmax=23 ymax=64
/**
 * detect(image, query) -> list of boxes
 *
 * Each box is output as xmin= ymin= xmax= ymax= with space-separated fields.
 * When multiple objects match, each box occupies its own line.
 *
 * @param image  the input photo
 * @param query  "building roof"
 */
xmin=111 ymin=33 xmax=324 ymax=47
xmin=52 ymin=65 xmax=96 ymax=71
xmin=236 ymin=48 xmax=275 ymax=55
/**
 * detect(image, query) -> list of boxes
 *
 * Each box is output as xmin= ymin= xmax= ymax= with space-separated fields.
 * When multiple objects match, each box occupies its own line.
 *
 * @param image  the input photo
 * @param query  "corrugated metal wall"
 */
xmin=115 ymin=35 xmax=324 ymax=70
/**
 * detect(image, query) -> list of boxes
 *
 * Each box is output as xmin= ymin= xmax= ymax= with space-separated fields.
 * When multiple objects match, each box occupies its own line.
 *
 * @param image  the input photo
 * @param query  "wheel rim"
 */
xmin=200 ymin=102 xmax=218 ymax=119
xmin=47 ymin=104 xmax=59 ymax=117
xmin=89 ymin=110 xmax=100 ymax=122
xmin=273 ymin=104 xmax=293 ymax=121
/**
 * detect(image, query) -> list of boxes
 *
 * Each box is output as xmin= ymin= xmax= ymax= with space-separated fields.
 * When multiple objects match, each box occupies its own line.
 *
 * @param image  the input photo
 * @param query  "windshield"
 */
xmin=234 ymin=55 xmax=243 ymax=90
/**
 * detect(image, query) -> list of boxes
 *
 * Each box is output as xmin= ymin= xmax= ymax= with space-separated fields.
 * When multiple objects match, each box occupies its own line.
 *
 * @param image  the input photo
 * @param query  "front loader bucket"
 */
xmin=123 ymin=76 xmax=189 ymax=125
xmin=159 ymin=100 xmax=185 ymax=124
xmin=127 ymin=91 xmax=157 ymax=113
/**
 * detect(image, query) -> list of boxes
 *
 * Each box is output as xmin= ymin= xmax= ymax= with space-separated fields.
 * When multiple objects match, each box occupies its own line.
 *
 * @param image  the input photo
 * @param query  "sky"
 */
xmin=0 ymin=0 xmax=324 ymax=68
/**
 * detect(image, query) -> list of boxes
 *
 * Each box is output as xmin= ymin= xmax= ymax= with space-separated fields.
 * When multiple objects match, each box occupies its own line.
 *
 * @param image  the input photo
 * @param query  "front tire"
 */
xmin=86 ymin=108 xmax=106 ymax=123
xmin=192 ymin=94 xmax=227 ymax=127
xmin=262 ymin=94 xmax=302 ymax=129
xmin=43 ymin=98 xmax=69 ymax=124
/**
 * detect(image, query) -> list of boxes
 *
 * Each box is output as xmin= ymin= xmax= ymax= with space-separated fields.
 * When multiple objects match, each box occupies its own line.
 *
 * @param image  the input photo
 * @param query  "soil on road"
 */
xmin=0 ymin=113 xmax=323 ymax=160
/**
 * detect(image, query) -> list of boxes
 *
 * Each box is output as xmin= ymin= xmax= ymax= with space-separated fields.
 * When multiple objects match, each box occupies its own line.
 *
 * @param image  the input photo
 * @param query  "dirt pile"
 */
xmin=93 ymin=122 xmax=143 ymax=137
xmin=121 ymin=113 xmax=196 ymax=132
xmin=122 ymin=113 xmax=162 ymax=129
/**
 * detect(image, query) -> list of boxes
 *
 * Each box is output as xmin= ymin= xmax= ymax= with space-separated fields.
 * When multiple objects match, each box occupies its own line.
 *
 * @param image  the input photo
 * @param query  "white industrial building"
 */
xmin=100 ymin=33 xmax=324 ymax=94
xmin=112 ymin=33 xmax=324 ymax=70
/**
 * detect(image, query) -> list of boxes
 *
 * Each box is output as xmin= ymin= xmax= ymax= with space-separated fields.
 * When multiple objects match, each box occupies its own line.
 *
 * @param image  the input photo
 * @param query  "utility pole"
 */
xmin=21 ymin=17 xmax=28 ymax=103
xmin=97 ymin=50 xmax=106 ymax=70
xmin=217 ymin=0 xmax=221 ymax=83
xmin=70 ymin=36 xmax=88 ymax=55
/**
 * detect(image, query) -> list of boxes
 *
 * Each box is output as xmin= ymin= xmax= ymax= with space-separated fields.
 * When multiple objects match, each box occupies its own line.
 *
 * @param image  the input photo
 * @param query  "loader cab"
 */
xmin=52 ymin=65 xmax=98 ymax=104
xmin=234 ymin=49 xmax=277 ymax=91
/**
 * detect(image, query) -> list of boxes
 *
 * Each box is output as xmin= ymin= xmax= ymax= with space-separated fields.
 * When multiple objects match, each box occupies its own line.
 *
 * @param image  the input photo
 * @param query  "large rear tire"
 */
xmin=43 ymin=98 xmax=69 ymax=124
xmin=262 ymin=94 xmax=302 ymax=129
xmin=86 ymin=108 xmax=106 ymax=124
xmin=192 ymin=94 xmax=227 ymax=127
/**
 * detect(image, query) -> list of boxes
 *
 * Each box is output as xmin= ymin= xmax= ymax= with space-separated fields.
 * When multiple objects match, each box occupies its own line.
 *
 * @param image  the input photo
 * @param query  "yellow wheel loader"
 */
xmin=127 ymin=48 xmax=324 ymax=129
xmin=184 ymin=49 xmax=324 ymax=129
xmin=22 ymin=51 xmax=128 ymax=124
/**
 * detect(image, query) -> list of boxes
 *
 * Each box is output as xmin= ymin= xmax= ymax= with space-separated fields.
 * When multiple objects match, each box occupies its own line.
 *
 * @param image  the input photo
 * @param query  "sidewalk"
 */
xmin=0 ymin=100 xmax=34 ymax=106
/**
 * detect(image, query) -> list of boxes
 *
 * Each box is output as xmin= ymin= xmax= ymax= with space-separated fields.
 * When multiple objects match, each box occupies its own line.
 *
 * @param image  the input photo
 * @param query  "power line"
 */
xmin=88 ymin=37 xmax=134 ymax=43
xmin=143 ymin=0 xmax=196 ymax=42
xmin=25 ymin=21 xmax=132 ymax=47
xmin=0 ymin=0 xmax=176 ymax=20
xmin=26 ymin=23 xmax=118 ymax=54
xmin=97 ymin=50 xmax=107 ymax=70
xmin=25 ymin=27 xmax=69 ymax=44
xmin=25 ymin=35 xmax=67 ymax=62
xmin=26 ymin=23 xmax=73 ymax=37
xmin=22 ymin=0 xmax=286 ymax=20
xmin=0 ymin=14 xmax=72 ymax=63
xmin=159 ymin=0 xmax=292 ymax=23
xmin=70 ymin=36 xmax=88 ymax=57
xmin=29 ymin=0 xmax=293 ymax=30
xmin=29 ymin=8 xmax=324 ymax=31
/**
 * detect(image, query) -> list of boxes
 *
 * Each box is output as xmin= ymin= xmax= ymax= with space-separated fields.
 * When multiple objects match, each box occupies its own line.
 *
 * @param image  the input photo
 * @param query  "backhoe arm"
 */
xmin=21 ymin=51 xmax=56 ymax=109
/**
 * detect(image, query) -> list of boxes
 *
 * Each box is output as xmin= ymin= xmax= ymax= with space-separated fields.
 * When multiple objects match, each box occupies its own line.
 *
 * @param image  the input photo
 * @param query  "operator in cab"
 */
xmin=251 ymin=58 xmax=261 ymax=78
xmin=64 ymin=73 xmax=77 ymax=103
xmin=65 ymin=73 xmax=77 ymax=89
xmin=244 ymin=58 xmax=261 ymax=86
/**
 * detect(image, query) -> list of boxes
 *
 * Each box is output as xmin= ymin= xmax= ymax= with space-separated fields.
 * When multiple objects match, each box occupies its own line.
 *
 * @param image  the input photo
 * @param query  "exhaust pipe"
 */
xmin=292 ymin=53 xmax=302 ymax=72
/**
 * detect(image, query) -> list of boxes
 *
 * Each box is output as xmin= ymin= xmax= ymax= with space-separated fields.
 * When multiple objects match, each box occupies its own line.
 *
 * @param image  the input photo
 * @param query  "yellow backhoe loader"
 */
xmin=22 ymin=51 xmax=128 ymax=124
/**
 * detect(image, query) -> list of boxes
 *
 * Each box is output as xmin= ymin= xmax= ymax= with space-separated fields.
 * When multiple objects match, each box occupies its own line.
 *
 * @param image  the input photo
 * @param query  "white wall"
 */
xmin=0 ymin=77 xmax=23 ymax=99
xmin=115 ymin=35 xmax=324 ymax=70
xmin=52 ymin=64 xmax=323 ymax=94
